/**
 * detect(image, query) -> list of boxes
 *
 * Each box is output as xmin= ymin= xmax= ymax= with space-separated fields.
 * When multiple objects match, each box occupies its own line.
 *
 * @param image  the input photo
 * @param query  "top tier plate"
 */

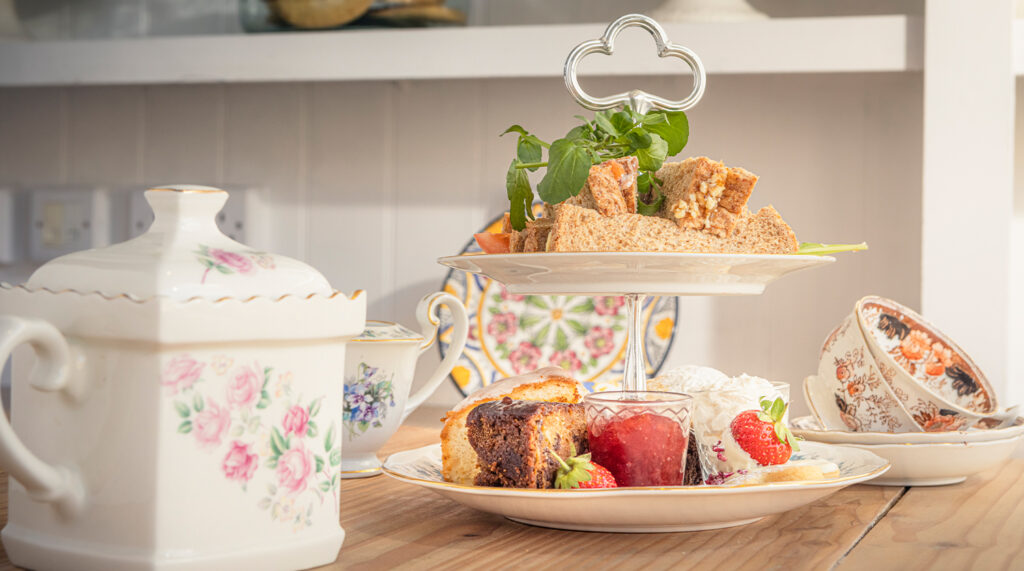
xmin=437 ymin=252 xmax=834 ymax=296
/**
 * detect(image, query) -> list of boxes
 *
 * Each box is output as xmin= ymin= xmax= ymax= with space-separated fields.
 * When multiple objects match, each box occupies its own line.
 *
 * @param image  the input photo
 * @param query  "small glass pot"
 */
xmin=583 ymin=391 xmax=693 ymax=487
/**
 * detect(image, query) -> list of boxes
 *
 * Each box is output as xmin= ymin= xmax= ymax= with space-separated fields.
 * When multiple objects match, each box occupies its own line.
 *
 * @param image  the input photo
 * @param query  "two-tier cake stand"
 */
xmin=438 ymin=14 xmax=834 ymax=393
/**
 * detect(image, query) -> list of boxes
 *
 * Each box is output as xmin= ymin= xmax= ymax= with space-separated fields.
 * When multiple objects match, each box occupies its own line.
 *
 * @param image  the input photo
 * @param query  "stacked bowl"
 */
xmin=799 ymin=296 xmax=1022 ymax=486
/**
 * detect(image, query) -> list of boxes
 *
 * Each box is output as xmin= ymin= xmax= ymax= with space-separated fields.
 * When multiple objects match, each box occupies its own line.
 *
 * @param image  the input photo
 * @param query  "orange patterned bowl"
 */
xmin=856 ymin=296 xmax=1001 ymax=430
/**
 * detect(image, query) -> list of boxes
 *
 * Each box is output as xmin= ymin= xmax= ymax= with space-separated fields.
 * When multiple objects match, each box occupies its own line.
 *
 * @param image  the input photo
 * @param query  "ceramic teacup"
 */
xmin=341 ymin=292 xmax=468 ymax=478
xmin=855 ymin=296 xmax=1011 ymax=430
xmin=816 ymin=313 xmax=921 ymax=432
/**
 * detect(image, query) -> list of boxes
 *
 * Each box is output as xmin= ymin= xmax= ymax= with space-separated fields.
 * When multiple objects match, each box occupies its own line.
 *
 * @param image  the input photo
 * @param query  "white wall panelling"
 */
xmin=0 ymin=72 xmax=928 ymax=415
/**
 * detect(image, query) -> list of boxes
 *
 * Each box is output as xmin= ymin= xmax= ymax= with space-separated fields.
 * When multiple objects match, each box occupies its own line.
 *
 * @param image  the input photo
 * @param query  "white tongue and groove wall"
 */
xmin=0 ymin=0 xmax=1019 ymax=419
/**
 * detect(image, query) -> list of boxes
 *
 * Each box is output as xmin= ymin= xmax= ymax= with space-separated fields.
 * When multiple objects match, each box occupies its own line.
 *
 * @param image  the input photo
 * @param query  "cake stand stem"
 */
xmin=622 ymin=293 xmax=647 ymax=392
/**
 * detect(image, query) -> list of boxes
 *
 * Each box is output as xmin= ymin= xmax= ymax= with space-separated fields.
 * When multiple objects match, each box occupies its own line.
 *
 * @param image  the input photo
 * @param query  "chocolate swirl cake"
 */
xmin=467 ymin=397 xmax=588 ymax=488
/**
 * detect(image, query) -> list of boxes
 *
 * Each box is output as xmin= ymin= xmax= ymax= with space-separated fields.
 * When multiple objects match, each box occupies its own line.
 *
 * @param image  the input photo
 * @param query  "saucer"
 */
xmin=792 ymin=415 xmax=1024 ymax=445
xmin=792 ymin=416 xmax=1024 ymax=486
xmin=836 ymin=437 xmax=1022 ymax=486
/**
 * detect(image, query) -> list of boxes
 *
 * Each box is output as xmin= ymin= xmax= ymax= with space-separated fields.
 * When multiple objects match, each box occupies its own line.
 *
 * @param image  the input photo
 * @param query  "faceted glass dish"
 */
xmin=583 ymin=391 xmax=693 ymax=487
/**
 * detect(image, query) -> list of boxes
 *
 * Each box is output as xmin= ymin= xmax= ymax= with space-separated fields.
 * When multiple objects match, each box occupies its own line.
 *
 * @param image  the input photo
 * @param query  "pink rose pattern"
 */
xmin=548 ymin=349 xmax=583 ymax=373
xmin=282 ymin=405 xmax=310 ymax=438
xmin=509 ymin=341 xmax=542 ymax=374
xmin=226 ymin=366 xmax=260 ymax=409
xmin=594 ymin=296 xmax=625 ymax=316
xmin=499 ymin=284 xmax=525 ymax=303
xmin=585 ymin=326 xmax=615 ymax=358
xmin=161 ymin=356 xmax=205 ymax=395
xmin=487 ymin=312 xmax=517 ymax=344
xmin=195 ymin=244 xmax=275 ymax=284
xmin=223 ymin=441 xmax=258 ymax=483
xmin=167 ymin=356 xmax=340 ymax=530
xmin=193 ymin=401 xmax=231 ymax=448
xmin=277 ymin=446 xmax=314 ymax=494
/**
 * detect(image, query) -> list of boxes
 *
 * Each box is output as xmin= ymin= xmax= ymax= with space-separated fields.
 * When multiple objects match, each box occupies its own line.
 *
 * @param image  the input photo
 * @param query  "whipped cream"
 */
xmin=650 ymin=365 xmax=785 ymax=482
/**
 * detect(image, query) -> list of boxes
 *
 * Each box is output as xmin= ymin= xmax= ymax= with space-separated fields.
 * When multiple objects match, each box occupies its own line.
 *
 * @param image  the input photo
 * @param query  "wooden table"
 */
xmin=1 ymin=426 xmax=1022 ymax=570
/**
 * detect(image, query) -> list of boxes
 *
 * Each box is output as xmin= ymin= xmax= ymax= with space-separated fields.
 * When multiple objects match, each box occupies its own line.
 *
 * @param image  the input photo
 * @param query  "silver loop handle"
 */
xmin=564 ymin=14 xmax=707 ymax=115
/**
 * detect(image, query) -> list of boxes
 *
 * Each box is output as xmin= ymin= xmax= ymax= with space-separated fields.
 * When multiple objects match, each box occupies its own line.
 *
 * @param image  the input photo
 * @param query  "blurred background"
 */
xmin=0 ymin=0 xmax=1018 ymax=423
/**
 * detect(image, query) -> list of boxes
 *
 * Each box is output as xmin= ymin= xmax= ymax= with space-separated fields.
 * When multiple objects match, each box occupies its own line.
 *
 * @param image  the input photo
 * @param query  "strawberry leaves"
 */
xmin=501 ymin=106 xmax=690 ymax=231
xmin=552 ymin=446 xmax=596 ymax=489
xmin=758 ymin=396 xmax=800 ymax=452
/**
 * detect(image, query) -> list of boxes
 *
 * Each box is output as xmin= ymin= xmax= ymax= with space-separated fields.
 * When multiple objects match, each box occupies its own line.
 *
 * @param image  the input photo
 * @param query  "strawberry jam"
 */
xmin=588 ymin=412 xmax=688 ymax=487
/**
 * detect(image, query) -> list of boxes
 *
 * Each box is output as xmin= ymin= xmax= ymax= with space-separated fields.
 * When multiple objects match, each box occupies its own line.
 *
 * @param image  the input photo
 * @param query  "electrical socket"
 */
xmin=28 ymin=186 xmax=111 ymax=263
xmin=127 ymin=186 xmax=266 ymax=247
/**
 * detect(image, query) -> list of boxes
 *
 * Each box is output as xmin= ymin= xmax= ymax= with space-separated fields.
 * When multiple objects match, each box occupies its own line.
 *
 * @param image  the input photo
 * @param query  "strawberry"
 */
xmin=552 ymin=446 xmax=618 ymax=489
xmin=729 ymin=396 xmax=801 ymax=466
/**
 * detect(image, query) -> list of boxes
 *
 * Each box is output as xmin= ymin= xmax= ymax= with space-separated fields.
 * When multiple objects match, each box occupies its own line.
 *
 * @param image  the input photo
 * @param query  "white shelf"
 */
xmin=0 ymin=15 xmax=921 ymax=86
xmin=1015 ymin=20 xmax=1024 ymax=75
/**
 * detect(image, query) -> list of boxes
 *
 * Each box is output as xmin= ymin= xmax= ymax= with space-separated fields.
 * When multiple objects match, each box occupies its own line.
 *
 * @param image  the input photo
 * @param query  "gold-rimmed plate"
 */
xmin=382 ymin=442 xmax=888 ymax=533
xmin=437 ymin=252 xmax=834 ymax=296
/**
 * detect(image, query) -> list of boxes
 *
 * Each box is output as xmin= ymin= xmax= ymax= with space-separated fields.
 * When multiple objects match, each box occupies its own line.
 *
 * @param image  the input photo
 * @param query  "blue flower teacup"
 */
xmin=341 ymin=292 xmax=468 ymax=478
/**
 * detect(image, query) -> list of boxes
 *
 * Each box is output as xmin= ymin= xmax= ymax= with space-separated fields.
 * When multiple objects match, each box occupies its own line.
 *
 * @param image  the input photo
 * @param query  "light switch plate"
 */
xmin=0 ymin=188 xmax=15 ymax=264
xmin=28 ymin=187 xmax=111 ymax=263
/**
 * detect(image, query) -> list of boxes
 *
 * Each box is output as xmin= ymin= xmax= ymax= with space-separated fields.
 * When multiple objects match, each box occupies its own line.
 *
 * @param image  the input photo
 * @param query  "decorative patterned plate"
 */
xmin=437 ymin=213 xmax=678 ymax=395
xmin=382 ymin=442 xmax=890 ymax=532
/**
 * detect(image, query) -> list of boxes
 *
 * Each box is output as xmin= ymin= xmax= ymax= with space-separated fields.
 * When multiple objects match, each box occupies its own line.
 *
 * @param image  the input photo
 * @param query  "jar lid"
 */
xmin=352 ymin=320 xmax=423 ymax=342
xmin=25 ymin=185 xmax=334 ymax=301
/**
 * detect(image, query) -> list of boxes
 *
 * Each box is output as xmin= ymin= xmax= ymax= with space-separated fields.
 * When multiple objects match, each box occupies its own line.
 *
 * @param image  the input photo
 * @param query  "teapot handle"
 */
xmin=402 ymin=292 xmax=469 ymax=421
xmin=0 ymin=316 xmax=84 ymax=516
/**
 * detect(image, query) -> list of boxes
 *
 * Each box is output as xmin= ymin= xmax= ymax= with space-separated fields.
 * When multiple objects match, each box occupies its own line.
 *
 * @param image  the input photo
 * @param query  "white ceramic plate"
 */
xmin=792 ymin=415 xmax=1024 ymax=445
xmin=436 ymin=252 xmax=835 ymax=296
xmin=833 ymin=436 xmax=1023 ymax=486
xmin=382 ymin=442 xmax=888 ymax=533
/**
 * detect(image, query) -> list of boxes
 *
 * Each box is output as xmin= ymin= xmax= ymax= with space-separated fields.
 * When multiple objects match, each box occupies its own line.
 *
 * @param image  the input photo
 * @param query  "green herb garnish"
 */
xmin=502 ymin=106 xmax=689 ymax=231
xmin=796 ymin=242 xmax=869 ymax=255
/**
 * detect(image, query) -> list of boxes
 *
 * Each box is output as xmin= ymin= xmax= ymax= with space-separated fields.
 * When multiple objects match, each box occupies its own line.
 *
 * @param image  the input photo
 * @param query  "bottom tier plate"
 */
xmin=382 ymin=441 xmax=889 ymax=533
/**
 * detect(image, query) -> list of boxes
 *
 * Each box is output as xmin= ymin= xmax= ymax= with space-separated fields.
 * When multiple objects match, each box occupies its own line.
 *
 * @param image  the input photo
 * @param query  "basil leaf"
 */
xmin=638 ymin=172 xmax=651 ymax=195
xmin=637 ymin=192 xmax=664 ymax=216
xmin=566 ymin=124 xmax=591 ymax=141
xmin=537 ymin=139 xmax=591 ymax=204
xmin=624 ymin=127 xmax=652 ymax=151
xmin=636 ymin=133 xmax=668 ymax=172
xmin=796 ymin=242 xmax=869 ymax=255
xmin=646 ymin=111 xmax=689 ymax=156
xmin=609 ymin=111 xmax=636 ymax=137
xmin=517 ymin=135 xmax=543 ymax=171
xmin=593 ymin=111 xmax=619 ymax=137
xmin=506 ymin=158 xmax=533 ymax=231
xmin=502 ymin=124 xmax=528 ymax=137
xmin=642 ymin=111 xmax=669 ymax=126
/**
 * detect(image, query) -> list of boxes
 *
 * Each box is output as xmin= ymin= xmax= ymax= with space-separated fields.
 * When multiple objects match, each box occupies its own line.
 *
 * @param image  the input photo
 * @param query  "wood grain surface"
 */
xmin=839 ymin=462 xmax=1024 ymax=571
xmin=0 ymin=426 xmax=1018 ymax=570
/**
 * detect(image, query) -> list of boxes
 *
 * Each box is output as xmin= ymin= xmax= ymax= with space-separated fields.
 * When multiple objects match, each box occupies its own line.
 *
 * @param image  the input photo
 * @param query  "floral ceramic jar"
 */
xmin=0 ymin=186 xmax=366 ymax=570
